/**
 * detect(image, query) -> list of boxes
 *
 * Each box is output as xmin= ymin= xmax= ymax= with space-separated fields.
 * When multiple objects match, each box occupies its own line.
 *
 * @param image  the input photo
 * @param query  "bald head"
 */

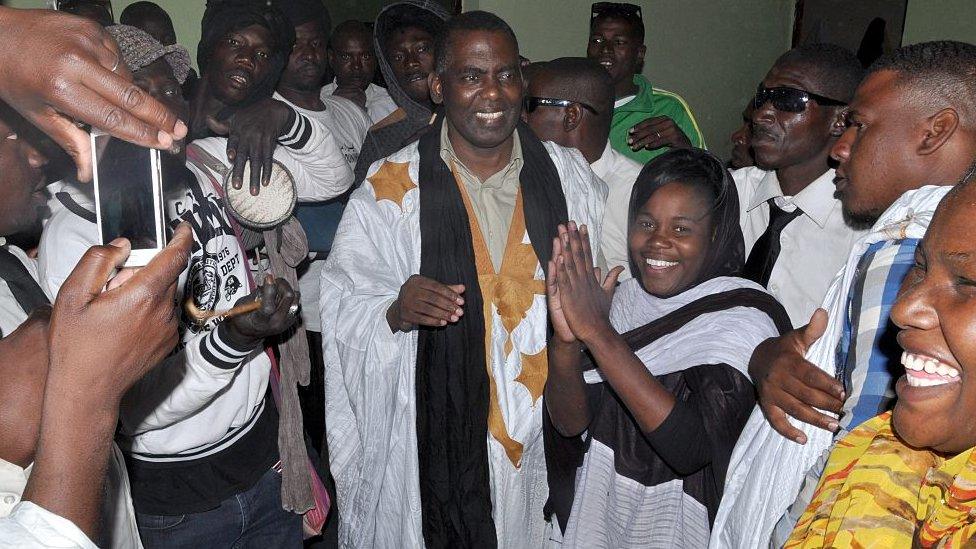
xmin=524 ymin=57 xmax=614 ymax=162
xmin=120 ymin=1 xmax=176 ymax=45
xmin=773 ymin=43 xmax=864 ymax=103
xmin=527 ymin=57 xmax=613 ymax=122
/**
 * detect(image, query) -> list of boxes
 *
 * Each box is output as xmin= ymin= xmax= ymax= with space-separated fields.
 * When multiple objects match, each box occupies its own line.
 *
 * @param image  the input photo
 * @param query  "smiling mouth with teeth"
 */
xmin=645 ymin=258 xmax=678 ymax=269
xmin=901 ymin=351 xmax=961 ymax=387
xmin=475 ymin=111 xmax=503 ymax=122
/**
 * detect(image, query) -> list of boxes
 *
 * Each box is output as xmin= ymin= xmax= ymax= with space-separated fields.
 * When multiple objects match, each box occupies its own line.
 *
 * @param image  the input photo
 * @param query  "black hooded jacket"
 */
xmin=352 ymin=0 xmax=451 ymax=186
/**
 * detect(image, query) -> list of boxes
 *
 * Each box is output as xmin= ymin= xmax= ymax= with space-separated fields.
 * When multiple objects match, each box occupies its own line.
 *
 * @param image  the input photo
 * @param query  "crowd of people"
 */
xmin=0 ymin=1 xmax=974 ymax=548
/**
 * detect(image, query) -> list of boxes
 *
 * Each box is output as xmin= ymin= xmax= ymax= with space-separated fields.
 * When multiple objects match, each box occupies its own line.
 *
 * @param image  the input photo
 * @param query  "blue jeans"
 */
xmin=136 ymin=467 xmax=302 ymax=548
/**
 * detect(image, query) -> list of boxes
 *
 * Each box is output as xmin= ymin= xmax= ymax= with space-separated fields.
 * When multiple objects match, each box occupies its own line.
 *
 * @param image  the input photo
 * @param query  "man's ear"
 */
xmin=919 ymin=108 xmax=960 ymax=155
xmin=636 ymin=44 xmax=647 ymax=63
xmin=428 ymin=72 xmax=444 ymax=105
xmin=563 ymin=103 xmax=584 ymax=132
xmin=327 ymin=50 xmax=336 ymax=70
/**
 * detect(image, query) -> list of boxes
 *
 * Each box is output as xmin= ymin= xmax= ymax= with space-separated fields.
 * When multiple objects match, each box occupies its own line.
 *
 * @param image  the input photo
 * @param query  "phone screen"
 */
xmin=93 ymin=134 xmax=163 ymax=251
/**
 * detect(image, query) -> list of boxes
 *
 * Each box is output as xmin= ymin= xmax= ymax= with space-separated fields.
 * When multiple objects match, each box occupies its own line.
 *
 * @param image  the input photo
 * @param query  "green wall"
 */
xmin=5 ymin=0 xmax=206 ymax=65
xmin=903 ymin=0 xmax=976 ymax=45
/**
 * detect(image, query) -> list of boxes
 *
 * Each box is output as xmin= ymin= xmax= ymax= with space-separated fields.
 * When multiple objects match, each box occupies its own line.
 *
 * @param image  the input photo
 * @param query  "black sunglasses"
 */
xmin=524 ymin=97 xmax=600 ymax=116
xmin=591 ymin=2 xmax=642 ymax=21
xmin=753 ymin=85 xmax=847 ymax=113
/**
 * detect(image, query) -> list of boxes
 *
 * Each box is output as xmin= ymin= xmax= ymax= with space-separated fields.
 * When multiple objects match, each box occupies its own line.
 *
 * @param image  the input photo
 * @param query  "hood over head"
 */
xmin=373 ymin=0 xmax=451 ymax=122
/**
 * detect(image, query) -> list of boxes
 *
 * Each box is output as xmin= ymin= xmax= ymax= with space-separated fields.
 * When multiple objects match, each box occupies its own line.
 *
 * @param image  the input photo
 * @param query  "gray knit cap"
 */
xmin=106 ymin=24 xmax=192 ymax=84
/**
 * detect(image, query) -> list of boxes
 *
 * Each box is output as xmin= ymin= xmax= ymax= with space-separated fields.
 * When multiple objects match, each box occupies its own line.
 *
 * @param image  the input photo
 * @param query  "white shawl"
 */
xmin=586 ymin=276 xmax=781 ymax=383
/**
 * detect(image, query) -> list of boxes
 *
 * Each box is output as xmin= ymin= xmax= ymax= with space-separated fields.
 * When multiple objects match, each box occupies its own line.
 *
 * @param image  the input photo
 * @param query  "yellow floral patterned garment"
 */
xmin=785 ymin=411 xmax=976 ymax=548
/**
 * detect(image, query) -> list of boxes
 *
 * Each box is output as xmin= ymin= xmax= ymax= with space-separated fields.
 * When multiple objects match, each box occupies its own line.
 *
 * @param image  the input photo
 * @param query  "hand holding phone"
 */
xmin=91 ymin=132 xmax=167 ymax=267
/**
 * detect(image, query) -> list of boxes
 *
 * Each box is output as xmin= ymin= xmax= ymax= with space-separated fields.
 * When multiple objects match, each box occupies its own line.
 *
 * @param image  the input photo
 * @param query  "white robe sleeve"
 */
xmin=319 ymin=162 xmax=424 ymax=548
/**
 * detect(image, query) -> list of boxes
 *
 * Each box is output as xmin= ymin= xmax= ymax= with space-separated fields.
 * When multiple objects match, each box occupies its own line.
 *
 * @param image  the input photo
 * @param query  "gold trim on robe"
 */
xmin=451 ymin=169 xmax=549 ymax=469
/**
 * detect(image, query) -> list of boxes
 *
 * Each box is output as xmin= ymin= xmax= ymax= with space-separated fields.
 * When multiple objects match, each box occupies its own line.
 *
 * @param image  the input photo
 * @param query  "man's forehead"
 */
xmin=296 ymin=20 xmax=326 ymax=37
xmin=764 ymin=61 xmax=825 ymax=95
xmin=591 ymin=16 xmax=637 ymax=37
xmin=334 ymin=29 xmax=371 ymax=48
xmin=448 ymin=30 xmax=518 ymax=65
xmin=849 ymin=70 xmax=903 ymax=115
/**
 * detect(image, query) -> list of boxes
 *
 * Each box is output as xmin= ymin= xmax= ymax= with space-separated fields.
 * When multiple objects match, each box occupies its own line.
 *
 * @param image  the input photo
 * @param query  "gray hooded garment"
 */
xmin=352 ymin=0 xmax=451 ymax=186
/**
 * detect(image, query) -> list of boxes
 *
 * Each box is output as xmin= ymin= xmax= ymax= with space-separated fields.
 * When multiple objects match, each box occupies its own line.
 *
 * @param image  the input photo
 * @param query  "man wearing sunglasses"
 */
xmin=715 ymin=40 xmax=976 ymax=549
xmin=523 ymin=57 xmax=642 ymax=279
xmin=733 ymin=43 xmax=866 ymax=329
xmin=587 ymin=2 xmax=704 ymax=164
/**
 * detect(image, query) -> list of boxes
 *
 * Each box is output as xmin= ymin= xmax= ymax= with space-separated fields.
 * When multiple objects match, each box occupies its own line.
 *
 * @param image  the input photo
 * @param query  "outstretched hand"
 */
xmin=0 ymin=7 xmax=186 ymax=181
xmin=749 ymin=308 xmax=845 ymax=444
xmin=207 ymin=97 xmax=293 ymax=197
xmin=547 ymin=222 xmax=623 ymax=345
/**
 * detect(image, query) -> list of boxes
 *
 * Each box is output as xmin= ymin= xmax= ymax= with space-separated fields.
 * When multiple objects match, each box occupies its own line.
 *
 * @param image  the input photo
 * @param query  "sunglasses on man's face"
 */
xmin=591 ymin=2 xmax=642 ymax=22
xmin=752 ymin=85 xmax=847 ymax=114
xmin=524 ymin=97 xmax=599 ymax=116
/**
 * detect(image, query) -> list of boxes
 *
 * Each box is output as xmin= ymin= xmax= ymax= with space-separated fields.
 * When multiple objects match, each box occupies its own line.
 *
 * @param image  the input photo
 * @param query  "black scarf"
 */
xmin=415 ymin=118 xmax=568 ymax=548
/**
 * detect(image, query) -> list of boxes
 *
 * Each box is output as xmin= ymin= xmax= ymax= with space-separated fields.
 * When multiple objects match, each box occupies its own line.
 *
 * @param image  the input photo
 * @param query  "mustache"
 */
xmin=751 ymin=125 xmax=777 ymax=140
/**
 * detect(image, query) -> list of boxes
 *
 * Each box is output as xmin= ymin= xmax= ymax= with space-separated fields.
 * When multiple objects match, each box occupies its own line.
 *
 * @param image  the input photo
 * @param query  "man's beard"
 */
xmin=841 ymin=207 xmax=880 ymax=230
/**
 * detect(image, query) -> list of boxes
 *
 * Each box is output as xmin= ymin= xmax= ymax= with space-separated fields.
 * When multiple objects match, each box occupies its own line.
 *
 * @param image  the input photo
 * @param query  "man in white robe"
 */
xmin=320 ymin=12 xmax=606 ymax=549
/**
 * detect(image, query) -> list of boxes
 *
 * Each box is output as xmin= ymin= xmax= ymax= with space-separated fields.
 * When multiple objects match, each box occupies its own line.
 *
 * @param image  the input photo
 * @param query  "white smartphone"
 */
xmin=90 ymin=132 xmax=167 ymax=267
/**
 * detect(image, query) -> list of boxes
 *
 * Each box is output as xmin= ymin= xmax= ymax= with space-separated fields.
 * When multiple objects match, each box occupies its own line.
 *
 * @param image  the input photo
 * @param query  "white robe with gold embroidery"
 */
xmin=320 ymin=140 xmax=607 ymax=548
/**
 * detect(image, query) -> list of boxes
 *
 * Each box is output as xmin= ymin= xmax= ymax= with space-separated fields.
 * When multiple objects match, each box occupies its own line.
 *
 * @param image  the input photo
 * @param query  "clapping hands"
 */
xmin=546 ymin=222 xmax=624 ymax=345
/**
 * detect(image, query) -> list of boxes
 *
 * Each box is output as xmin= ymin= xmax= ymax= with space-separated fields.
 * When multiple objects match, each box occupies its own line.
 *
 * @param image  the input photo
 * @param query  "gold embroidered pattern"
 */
xmin=368 ymin=161 xmax=415 ymax=211
xmin=452 ymin=171 xmax=548 ymax=468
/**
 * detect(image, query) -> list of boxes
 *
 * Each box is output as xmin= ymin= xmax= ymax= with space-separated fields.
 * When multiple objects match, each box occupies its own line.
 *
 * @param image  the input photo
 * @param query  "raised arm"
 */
xmin=22 ymin=226 xmax=191 ymax=538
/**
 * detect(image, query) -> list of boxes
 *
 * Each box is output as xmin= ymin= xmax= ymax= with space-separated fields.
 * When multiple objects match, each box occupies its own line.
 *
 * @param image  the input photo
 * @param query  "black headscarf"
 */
xmin=627 ymin=148 xmax=745 ymax=290
xmin=198 ymin=0 xmax=295 ymax=111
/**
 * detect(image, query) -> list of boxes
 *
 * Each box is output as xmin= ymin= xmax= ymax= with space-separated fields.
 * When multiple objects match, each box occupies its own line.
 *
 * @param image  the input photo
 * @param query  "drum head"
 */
xmin=223 ymin=160 xmax=297 ymax=230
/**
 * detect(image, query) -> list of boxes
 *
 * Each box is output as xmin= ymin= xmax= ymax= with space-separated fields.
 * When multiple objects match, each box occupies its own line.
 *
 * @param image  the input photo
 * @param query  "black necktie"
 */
xmin=742 ymin=199 xmax=803 ymax=286
xmin=0 ymin=246 xmax=50 ymax=316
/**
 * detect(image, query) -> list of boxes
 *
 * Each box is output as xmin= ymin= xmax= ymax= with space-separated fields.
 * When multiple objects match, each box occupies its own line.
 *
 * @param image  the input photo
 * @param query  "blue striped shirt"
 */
xmin=835 ymin=238 xmax=919 ymax=431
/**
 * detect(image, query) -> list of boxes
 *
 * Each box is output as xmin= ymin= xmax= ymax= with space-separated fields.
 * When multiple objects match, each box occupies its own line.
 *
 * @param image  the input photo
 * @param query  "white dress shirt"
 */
xmin=734 ymin=166 xmax=865 ymax=327
xmin=321 ymin=80 xmax=398 ymax=126
xmin=591 ymin=142 xmax=643 ymax=280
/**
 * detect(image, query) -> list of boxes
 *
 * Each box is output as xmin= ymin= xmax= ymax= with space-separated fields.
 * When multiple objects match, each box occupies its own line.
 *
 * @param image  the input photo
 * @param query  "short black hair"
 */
xmin=590 ymin=12 xmax=644 ymax=44
xmin=119 ymin=1 xmax=172 ymax=29
xmin=868 ymin=40 xmax=976 ymax=124
xmin=774 ymin=43 xmax=864 ymax=103
xmin=329 ymin=20 xmax=372 ymax=51
xmin=527 ymin=57 xmax=614 ymax=119
xmin=380 ymin=4 xmax=443 ymax=54
xmin=434 ymin=11 xmax=519 ymax=74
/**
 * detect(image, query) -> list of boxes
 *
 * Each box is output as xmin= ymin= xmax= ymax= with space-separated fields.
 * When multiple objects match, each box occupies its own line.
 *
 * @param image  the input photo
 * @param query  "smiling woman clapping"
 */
xmin=543 ymin=148 xmax=792 ymax=547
